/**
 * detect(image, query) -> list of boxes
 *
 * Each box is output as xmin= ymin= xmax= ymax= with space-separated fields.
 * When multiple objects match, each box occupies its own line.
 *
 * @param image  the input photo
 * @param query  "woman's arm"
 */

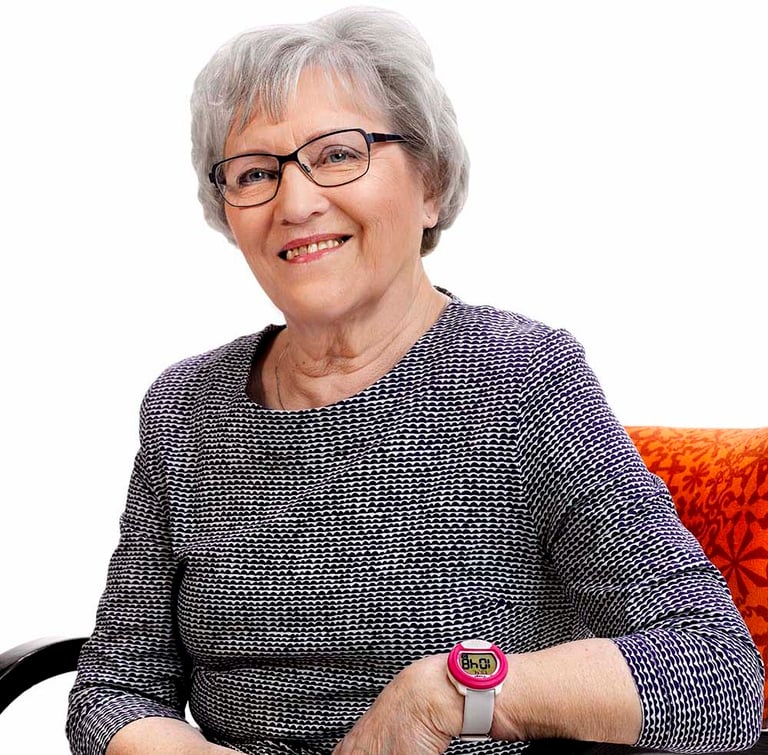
xmin=492 ymin=638 xmax=641 ymax=743
xmin=338 ymin=328 xmax=763 ymax=754
xmin=106 ymin=718 xmax=239 ymax=755
xmin=67 ymin=388 xmax=195 ymax=754
xmin=516 ymin=329 xmax=763 ymax=751
xmin=334 ymin=638 xmax=640 ymax=754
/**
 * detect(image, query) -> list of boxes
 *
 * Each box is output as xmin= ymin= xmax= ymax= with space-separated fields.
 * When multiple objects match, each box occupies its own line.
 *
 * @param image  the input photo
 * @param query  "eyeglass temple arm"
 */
xmin=367 ymin=132 xmax=407 ymax=144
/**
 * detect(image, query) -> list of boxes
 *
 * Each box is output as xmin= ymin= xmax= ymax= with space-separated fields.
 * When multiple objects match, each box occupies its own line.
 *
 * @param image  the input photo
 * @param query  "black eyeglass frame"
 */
xmin=208 ymin=128 xmax=408 ymax=208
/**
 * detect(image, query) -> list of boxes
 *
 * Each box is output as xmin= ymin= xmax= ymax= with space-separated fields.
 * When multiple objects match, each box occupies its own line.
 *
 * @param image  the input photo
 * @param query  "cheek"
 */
xmin=225 ymin=207 xmax=266 ymax=252
xmin=224 ymin=206 xmax=243 ymax=244
xmin=360 ymin=176 xmax=425 ymax=231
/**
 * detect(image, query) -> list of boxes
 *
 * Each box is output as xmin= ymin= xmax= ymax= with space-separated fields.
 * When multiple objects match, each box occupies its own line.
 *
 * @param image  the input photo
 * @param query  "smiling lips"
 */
xmin=281 ymin=236 xmax=350 ymax=261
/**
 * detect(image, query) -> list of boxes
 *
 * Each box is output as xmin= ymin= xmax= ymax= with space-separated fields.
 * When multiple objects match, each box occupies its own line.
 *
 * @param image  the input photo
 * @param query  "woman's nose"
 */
xmin=273 ymin=161 xmax=330 ymax=224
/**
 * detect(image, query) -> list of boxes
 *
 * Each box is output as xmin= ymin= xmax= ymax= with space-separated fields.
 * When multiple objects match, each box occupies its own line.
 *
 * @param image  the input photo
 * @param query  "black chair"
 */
xmin=0 ymin=637 xmax=87 ymax=715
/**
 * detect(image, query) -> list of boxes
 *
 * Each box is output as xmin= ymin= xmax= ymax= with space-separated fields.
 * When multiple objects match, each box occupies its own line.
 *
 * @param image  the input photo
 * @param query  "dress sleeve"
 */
xmin=66 ymin=391 xmax=188 ymax=755
xmin=517 ymin=328 xmax=764 ymax=752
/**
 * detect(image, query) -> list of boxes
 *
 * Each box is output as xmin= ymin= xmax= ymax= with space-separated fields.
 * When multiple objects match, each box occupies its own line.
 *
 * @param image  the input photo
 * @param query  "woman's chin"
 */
xmin=278 ymin=292 xmax=363 ymax=330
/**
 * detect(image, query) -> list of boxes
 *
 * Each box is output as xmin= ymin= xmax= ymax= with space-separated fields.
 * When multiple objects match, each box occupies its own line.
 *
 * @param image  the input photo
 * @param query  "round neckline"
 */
xmin=236 ymin=293 xmax=461 ymax=416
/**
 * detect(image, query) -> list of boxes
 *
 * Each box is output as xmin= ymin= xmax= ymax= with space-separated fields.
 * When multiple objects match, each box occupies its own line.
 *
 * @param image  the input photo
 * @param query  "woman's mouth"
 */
xmin=280 ymin=236 xmax=350 ymax=261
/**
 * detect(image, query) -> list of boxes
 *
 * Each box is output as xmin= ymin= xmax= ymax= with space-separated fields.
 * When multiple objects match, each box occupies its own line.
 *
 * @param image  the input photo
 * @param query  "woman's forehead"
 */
xmin=232 ymin=66 xmax=386 ymax=135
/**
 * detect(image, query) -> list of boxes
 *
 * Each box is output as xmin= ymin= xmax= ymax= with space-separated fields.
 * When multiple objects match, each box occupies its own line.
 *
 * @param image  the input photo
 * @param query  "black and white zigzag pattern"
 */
xmin=67 ymin=299 xmax=763 ymax=754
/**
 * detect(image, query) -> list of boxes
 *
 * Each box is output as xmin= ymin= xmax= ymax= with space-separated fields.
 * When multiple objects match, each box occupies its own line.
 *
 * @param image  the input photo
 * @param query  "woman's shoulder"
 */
xmin=141 ymin=326 xmax=277 ymax=410
xmin=445 ymin=297 xmax=580 ymax=357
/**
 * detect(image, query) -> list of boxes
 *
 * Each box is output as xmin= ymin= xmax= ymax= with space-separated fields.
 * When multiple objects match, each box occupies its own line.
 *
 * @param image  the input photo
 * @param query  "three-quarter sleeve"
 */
xmin=517 ymin=328 xmax=764 ymax=752
xmin=66 ymin=392 xmax=188 ymax=755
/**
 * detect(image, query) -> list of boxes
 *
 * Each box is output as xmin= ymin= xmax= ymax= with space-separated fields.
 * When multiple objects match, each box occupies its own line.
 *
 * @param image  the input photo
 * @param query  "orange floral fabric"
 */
xmin=626 ymin=426 xmax=768 ymax=724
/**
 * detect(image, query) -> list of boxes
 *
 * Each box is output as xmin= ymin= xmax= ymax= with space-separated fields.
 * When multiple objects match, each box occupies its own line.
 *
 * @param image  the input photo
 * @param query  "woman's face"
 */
xmin=223 ymin=68 xmax=438 ymax=330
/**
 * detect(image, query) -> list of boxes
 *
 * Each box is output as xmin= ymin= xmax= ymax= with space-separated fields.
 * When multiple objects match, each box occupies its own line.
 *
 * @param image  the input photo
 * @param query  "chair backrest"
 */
xmin=626 ymin=425 xmax=768 ymax=726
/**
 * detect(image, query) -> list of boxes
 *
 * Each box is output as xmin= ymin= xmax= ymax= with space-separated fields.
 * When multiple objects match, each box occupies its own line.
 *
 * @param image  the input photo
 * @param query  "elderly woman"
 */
xmin=66 ymin=7 xmax=762 ymax=755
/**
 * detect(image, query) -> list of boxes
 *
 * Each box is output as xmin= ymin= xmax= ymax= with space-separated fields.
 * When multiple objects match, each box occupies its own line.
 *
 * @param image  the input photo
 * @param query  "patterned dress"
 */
xmin=66 ymin=298 xmax=763 ymax=754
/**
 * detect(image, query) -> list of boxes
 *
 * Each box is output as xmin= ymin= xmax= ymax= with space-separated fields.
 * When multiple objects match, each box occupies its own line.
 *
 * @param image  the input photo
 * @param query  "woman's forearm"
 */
xmin=334 ymin=639 xmax=642 ymax=753
xmin=491 ymin=638 xmax=642 ymax=744
xmin=105 ymin=717 xmax=238 ymax=754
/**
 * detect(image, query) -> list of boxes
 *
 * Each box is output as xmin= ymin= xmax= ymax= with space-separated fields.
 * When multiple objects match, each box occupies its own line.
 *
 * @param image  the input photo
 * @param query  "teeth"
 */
xmin=285 ymin=238 xmax=346 ymax=261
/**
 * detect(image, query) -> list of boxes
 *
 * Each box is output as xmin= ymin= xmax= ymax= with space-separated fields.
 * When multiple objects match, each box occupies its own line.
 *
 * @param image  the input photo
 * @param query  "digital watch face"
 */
xmin=459 ymin=651 xmax=498 ymax=677
xmin=448 ymin=641 xmax=508 ymax=690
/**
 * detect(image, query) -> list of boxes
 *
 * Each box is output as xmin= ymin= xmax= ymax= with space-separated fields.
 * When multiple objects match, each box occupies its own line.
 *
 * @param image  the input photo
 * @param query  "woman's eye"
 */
xmin=237 ymin=167 xmax=276 ymax=186
xmin=319 ymin=147 xmax=362 ymax=165
xmin=327 ymin=149 xmax=350 ymax=164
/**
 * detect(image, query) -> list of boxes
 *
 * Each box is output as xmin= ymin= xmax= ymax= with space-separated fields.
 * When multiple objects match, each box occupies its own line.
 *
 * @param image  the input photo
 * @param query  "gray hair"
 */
xmin=190 ymin=6 xmax=469 ymax=255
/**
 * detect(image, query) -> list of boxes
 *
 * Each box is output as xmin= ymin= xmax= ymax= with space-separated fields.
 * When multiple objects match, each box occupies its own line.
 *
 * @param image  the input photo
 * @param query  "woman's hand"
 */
xmin=332 ymin=654 xmax=462 ymax=755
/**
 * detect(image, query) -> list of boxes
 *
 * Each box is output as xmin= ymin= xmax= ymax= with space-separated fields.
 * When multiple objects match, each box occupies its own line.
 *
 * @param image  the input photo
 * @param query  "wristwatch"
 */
xmin=446 ymin=639 xmax=508 ymax=740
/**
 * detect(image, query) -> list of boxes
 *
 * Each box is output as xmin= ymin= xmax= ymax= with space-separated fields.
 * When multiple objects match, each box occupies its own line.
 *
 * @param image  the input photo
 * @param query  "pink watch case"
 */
xmin=447 ymin=640 xmax=508 ymax=690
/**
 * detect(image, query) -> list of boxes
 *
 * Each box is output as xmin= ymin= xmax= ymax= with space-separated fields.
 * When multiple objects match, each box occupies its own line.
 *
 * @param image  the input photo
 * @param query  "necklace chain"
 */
xmin=274 ymin=341 xmax=291 ymax=410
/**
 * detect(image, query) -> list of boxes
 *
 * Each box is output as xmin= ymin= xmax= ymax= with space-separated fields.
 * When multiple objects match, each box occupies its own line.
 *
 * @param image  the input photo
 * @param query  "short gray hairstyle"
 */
xmin=190 ymin=6 xmax=469 ymax=255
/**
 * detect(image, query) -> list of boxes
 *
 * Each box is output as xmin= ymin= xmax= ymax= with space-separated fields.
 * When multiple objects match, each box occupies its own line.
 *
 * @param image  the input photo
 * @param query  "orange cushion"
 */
xmin=626 ymin=426 xmax=768 ymax=724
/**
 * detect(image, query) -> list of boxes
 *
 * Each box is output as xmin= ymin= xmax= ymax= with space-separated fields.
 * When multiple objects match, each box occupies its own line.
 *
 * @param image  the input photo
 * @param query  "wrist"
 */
xmin=488 ymin=658 xmax=521 ymax=741
xmin=404 ymin=654 xmax=464 ymax=739
xmin=446 ymin=640 xmax=510 ymax=741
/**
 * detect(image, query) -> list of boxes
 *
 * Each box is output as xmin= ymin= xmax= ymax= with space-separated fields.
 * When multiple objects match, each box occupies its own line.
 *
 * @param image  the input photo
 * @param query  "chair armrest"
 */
xmin=0 ymin=636 xmax=87 ymax=714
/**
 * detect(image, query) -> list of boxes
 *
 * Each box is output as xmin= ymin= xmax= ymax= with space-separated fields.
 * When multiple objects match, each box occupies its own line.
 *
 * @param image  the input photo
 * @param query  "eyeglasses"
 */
xmin=209 ymin=128 xmax=408 ymax=208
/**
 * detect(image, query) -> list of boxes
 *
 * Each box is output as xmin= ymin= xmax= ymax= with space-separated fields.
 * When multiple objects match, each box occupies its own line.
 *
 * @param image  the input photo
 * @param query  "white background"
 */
xmin=1 ymin=1 xmax=766 ymax=751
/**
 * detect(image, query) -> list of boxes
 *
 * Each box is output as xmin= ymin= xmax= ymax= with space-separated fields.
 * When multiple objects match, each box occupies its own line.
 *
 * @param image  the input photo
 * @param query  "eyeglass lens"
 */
xmin=214 ymin=130 xmax=371 ymax=207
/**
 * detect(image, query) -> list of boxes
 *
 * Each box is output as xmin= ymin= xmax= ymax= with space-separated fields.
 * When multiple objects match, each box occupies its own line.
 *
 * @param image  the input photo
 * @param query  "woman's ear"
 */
xmin=422 ymin=195 xmax=440 ymax=230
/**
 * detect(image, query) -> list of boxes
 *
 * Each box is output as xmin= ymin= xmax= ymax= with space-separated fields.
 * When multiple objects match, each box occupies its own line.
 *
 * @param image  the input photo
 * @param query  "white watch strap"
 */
xmin=460 ymin=688 xmax=496 ymax=740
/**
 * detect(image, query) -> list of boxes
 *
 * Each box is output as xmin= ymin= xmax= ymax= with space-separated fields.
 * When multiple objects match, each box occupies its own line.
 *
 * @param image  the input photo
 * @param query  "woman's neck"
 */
xmin=266 ymin=280 xmax=449 ymax=410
